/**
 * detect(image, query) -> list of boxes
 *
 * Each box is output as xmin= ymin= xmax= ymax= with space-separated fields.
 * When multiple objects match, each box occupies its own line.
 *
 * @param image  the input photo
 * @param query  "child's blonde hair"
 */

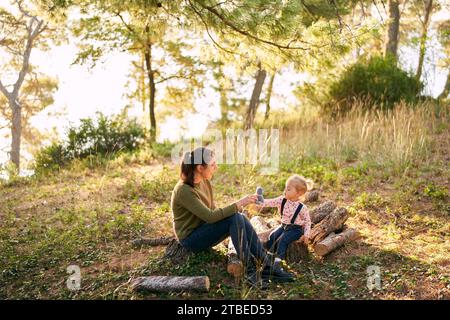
xmin=286 ymin=174 xmax=314 ymax=194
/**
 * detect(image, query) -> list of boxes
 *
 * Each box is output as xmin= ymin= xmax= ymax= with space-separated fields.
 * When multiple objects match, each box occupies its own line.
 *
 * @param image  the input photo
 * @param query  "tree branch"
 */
xmin=15 ymin=0 xmax=33 ymax=19
xmin=187 ymin=0 xmax=239 ymax=56
xmin=188 ymin=0 xmax=311 ymax=50
xmin=12 ymin=17 xmax=45 ymax=97
xmin=329 ymin=0 xmax=343 ymax=31
xmin=115 ymin=11 xmax=139 ymax=38
xmin=155 ymin=74 xmax=193 ymax=84
xmin=0 ymin=80 xmax=11 ymax=98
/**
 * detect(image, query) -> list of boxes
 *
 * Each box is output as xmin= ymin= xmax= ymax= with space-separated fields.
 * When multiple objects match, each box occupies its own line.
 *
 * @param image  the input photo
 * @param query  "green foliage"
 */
xmin=65 ymin=112 xmax=145 ymax=158
xmin=150 ymin=141 xmax=176 ymax=158
xmin=33 ymin=142 xmax=69 ymax=171
xmin=352 ymin=192 xmax=385 ymax=210
xmin=34 ymin=112 xmax=145 ymax=172
xmin=122 ymin=166 xmax=178 ymax=202
xmin=326 ymin=55 xmax=423 ymax=115
xmin=423 ymin=184 xmax=448 ymax=200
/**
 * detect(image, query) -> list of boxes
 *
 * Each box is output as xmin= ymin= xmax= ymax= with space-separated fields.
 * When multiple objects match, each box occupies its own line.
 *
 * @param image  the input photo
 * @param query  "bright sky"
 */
xmin=0 ymin=1 xmax=448 ymax=169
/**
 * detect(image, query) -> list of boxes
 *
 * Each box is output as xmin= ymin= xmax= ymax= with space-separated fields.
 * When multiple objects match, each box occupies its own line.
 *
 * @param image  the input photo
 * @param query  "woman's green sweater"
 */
xmin=170 ymin=179 xmax=238 ymax=241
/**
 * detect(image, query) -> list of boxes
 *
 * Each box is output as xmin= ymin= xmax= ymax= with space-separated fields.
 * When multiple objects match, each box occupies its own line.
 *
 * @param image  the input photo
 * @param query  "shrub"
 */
xmin=34 ymin=112 xmax=146 ymax=172
xmin=325 ymin=55 xmax=423 ymax=115
xmin=65 ymin=112 xmax=145 ymax=158
xmin=34 ymin=142 xmax=70 ymax=171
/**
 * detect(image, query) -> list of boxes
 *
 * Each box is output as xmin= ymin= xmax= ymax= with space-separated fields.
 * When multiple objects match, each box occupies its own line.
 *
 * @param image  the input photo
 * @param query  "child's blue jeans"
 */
xmin=180 ymin=213 xmax=266 ymax=267
xmin=266 ymin=224 xmax=304 ymax=260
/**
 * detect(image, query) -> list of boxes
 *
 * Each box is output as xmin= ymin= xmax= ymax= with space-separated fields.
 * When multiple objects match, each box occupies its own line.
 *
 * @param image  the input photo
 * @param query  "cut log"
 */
xmin=227 ymin=239 xmax=243 ymax=278
xmin=309 ymin=207 xmax=349 ymax=246
xmin=304 ymin=190 xmax=319 ymax=203
xmin=132 ymin=236 xmax=174 ymax=247
xmin=250 ymin=216 xmax=271 ymax=233
xmin=310 ymin=200 xmax=337 ymax=224
xmin=286 ymin=239 xmax=309 ymax=261
xmin=131 ymin=276 xmax=210 ymax=293
xmin=313 ymin=228 xmax=360 ymax=256
xmin=257 ymin=229 xmax=273 ymax=244
xmin=249 ymin=215 xmax=273 ymax=244
xmin=163 ymin=239 xmax=192 ymax=263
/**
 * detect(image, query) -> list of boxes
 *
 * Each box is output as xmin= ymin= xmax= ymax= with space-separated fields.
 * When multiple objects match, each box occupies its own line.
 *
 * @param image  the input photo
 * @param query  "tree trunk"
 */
xmin=384 ymin=0 xmax=401 ymax=59
xmin=416 ymin=0 xmax=434 ymax=81
xmin=264 ymin=72 xmax=275 ymax=121
xmin=438 ymin=71 xmax=450 ymax=100
xmin=314 ymin=228 xmax=360 ymax=256
xmin=144 ymin=43 xmax=157 ymax=143
xmin=10 ymin=98 xmax=21 ymax=171
xmin=140 ymin=53 xmax=147 ymax=112
xmin=244 ymin=64 xmax=266 ymax=130
xmin=309 ymin=207 xmax=349 ymax=246
xmin=131 ymin=276 xmax=210 ymax=293
xmin=0 ymin=5 xmax=45 ymax=173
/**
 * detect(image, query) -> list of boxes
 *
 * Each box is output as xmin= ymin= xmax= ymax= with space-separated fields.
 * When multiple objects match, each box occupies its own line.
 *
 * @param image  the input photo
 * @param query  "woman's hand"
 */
xmin=236 ymin=194 xmax=258 ymax=210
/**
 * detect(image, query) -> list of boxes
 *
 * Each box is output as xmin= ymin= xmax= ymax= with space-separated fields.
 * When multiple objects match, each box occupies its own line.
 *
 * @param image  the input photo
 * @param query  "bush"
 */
xmin=325 ymin=55 xmax=423 ymax=115
xmin=66 ymin=112 xmax=145 ymax=158
xmin=34 ymin=112 xmax=146 ymax=172
xmin=34 ymin=142 xmax=70 ymax=171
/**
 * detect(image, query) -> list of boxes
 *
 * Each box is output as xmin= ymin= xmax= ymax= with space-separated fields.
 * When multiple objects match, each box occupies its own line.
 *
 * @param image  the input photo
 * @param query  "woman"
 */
xmin=170 ymin=146 xmax=294 ymax=287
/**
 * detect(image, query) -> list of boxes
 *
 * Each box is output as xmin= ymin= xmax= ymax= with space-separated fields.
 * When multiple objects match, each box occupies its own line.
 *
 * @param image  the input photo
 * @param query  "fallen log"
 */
xmin=313 ymin=228 xmax=360 ymax=256
xmin=309 ymin=207 xmax=349 ymax=246
xmin=132 ymin=236 xmax=174 ymax=247
xmin=131 ymin=276 xmax=210 ymax=293
xmin=310 ymin=200 xmax=336 ymax=224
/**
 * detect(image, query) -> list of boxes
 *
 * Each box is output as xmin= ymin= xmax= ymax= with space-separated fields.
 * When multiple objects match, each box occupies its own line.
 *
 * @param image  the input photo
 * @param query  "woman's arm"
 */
xmin=177 ymin=186 xmax=256 ymax=223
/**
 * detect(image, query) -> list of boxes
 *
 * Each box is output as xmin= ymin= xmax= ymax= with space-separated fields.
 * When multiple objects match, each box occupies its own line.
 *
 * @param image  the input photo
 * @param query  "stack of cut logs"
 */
xmin=227 ymin=196 xmax=360 ymax=278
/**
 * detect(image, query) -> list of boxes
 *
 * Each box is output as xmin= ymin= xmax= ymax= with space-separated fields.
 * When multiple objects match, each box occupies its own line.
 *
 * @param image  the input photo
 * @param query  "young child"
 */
xmin=258 ymin=175 xmax=312 ymax=260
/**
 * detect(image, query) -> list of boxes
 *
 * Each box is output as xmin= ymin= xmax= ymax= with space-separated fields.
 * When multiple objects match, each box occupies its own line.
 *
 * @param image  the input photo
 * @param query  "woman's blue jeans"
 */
xmin=180 ymin=213 xmax=266 ymax=267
